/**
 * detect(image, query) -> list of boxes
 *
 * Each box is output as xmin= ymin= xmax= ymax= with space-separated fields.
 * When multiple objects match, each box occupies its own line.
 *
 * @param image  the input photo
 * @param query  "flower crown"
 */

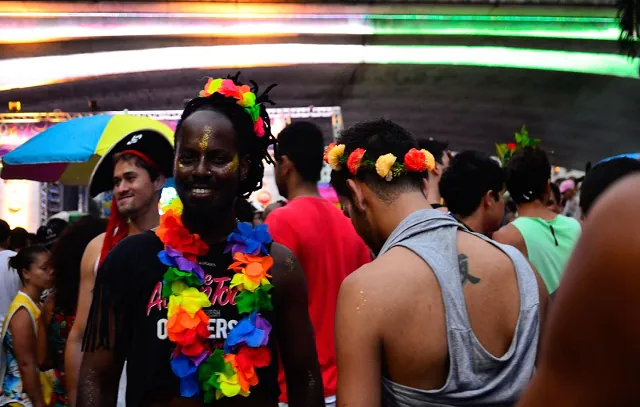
xmin=495 ymin=125 xmax=541 ymax=167
xmin=200 ymin=77 xmax=267 ymax=138
xmin=324 ymin=143 xmax=436 ymax=181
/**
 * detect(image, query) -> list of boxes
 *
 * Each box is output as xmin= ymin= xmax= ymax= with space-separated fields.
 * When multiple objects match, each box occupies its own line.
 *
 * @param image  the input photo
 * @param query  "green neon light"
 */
xmin=367 ymin=14 xmax=620 ymax=41
xmin=366 ymin=46 xmax=639 ymax=79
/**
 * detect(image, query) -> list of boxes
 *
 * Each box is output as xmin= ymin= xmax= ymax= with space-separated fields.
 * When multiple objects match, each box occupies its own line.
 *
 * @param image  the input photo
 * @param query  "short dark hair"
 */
xmin=440 ymin=151 xmax=504 ymax=217
xmin=580 ymin=158 xmax=640 ymax=215
xmin=9 ymin=227 xmax=30 ymax=252
xmin=418 ymin=138 xmax=449 ymax=164
xmin=113 ymin=153 xmax=160 ymax=182
xmin=50 ymin=216 xmax=106 ymax=315
xmin=276 ymin=121 xmax=324 ymax=183
xmin=506 ymin=147 xmax=551 ymax=205
xmin=0 ymin=219 xmax=10 ymax=245
xmin=330 ymin=119 xmax=422 ymax=203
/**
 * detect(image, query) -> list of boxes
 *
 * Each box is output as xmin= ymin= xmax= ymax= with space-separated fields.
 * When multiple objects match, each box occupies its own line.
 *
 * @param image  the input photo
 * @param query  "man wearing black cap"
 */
xmin=65 ymin=130 xmax=174 ymax=405
xmin=418 ymin=138 xmax=450 ymax=212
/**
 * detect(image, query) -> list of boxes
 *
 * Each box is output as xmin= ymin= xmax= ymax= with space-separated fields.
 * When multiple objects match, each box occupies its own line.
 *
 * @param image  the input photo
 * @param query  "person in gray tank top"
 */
xmin=328 ymin=119 xmax=549 ymax=407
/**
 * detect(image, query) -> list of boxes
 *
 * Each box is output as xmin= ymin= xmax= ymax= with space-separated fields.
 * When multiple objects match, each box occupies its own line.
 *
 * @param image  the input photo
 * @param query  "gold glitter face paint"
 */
xmin=226 ymin=154 xmax=240 ymax=172
xmin=199 ymin=125 xmax=213 ymax=152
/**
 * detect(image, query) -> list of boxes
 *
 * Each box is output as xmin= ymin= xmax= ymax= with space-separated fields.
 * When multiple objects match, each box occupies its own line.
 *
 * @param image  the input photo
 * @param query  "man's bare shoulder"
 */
xmin=493 ymin=223 xmax=526 ymax=251
xmin=80 ymin=233 xmax=106 ymax=273
xmin=342 ymin=246 xmax=436 ymax=306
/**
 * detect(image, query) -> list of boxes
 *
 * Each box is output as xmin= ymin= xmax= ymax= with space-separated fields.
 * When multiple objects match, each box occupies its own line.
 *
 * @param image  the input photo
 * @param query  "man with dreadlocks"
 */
xmin=78 ymin=75 xmax=324 ymax=407
xmin=66 ymin=130 xmax=174 ymax=406
xmin=329 ymin=119 xmax=548 ymax=407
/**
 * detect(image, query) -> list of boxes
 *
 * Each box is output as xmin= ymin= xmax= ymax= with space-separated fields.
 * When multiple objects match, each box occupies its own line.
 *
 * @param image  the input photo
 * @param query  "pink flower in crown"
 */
xmin=253 ymin=117 xmax=265 ymax=138
xmin=218 ymin=79 xmax=242 ymax=99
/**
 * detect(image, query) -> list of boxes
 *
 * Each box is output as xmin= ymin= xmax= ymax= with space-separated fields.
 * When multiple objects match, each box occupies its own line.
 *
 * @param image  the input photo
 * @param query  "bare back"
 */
xmin=336 ymin=210 xmax=548 ymax=407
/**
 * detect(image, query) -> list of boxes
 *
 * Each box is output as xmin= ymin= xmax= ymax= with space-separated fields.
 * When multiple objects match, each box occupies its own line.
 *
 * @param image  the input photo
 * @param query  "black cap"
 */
xmin=89 ymin=130 xmax=174 ymax=197
xmin=36 ymin=219 xmax=68 ymax=249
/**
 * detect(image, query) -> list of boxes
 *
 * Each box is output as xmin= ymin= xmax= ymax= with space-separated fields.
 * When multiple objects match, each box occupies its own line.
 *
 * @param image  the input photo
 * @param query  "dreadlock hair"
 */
xmin=506 ymin=147 xmax=551 ymax=205
xmin=174 ymin=73 xmax=277 ymax=198
xmin=330 ymin=119 xmax=423 ymax=204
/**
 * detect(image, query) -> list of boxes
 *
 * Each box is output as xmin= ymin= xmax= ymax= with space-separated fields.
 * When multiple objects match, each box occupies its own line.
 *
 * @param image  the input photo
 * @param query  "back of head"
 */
xmin=0 ymin=219 xmax=10 ymax=247
xmin=506 ymin=147 xmax=551 ymax=205
xmin=330 ymin=119 xmax=423 ymax=203
xmin=580 ymin=157 xmax=640 ymax=216
xmin=50 ymin=216 xmax=107 ymax=314
xmin=418 ymin=138 xmax=448 ymax=165
xmin=440 ymin=151 xmax=504 ymax=217
xmin=277 ymin=121 xmax=324 ymax=183
xmin=550 ymin=182 xmax=561 ymax=204
xmin=9 ymin=244 xmax=48 ymax=282
xmin=9 ymin=227 xmax=30 ymax=252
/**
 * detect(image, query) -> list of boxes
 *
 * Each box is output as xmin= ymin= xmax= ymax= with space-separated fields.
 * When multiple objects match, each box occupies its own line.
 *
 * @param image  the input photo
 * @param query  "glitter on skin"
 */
xmin=199 ymin=125 xmax=213 ymax=152
xmin=227 ymin=154 xmax=240 ymax=172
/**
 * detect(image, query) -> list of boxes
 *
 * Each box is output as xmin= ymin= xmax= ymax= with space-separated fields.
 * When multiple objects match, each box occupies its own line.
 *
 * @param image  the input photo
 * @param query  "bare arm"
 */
xmin=66 ymin=234 xmax=103 ymax=406
xmin=10 ymin=308 xmax=46 ymax=407
xmin=270 ymin=243 xmax=324 ymax=407
xmin=37 ymin=294 xmax=55 ymax=369
xmin=517 ymin=175 xmax=640 ymax=407
xmin=335 ymin=266 xmax=381 ymax=407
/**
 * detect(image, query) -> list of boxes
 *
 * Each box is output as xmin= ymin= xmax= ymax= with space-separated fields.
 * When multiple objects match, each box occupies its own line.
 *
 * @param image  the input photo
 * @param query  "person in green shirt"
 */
xmin=493 ymin=147 xmax=581 ymax=295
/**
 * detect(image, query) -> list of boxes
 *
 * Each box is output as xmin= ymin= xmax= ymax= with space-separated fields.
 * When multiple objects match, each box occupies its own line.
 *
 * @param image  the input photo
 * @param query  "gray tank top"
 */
xmin=379 ymin=210 xmax=540 ymax=407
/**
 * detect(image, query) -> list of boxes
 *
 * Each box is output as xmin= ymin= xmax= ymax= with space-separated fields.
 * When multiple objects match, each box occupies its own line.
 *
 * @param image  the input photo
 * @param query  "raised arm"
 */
xmin=10 ymin=308 xmax=46 ymax=407
xmin=65 ymin=234 xmax=103 ymax=406
xmin=335 ymin=265 xmax=382 ymax=407
xmin=270 ymin=243 xmax=324 ymax=407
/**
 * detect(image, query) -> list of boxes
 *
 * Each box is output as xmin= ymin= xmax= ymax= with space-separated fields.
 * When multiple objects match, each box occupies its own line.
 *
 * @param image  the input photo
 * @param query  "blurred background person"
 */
xmin=494 ymin=147 xmax=581 ymax=296
xmin=0 ymin=246 xmax=54 ymax=407
xmin=9 ymin=227 xmax=31 ymax=252
xmin=38 ymin=216 xmax=107 ymax=407
xmin=418 ymin=138 xmax=450 ymax=211
xmin=440 ymin=150 xmax=505 ymax=237
xmin=560 ymin=178 xmax=581 ymax=219
xmin=269 ymin=121 xmax=371 ymax=407
xmin=547 ymin=183 xmax=563 ymax=214
xmin=0 ymin=219 xmax=18 ymax=331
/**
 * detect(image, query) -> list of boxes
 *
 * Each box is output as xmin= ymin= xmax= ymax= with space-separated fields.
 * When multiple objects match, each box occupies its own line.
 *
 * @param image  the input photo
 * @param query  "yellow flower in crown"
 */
xmin=421 ymin=149 xmax=436 ymax=172
xmin=327 ymin=144 xmax=346 ymax=170
xmin=167 ymin=287 xmax=211 ymax=317
xmin=376 ymin=153 xmax=397 ymax=181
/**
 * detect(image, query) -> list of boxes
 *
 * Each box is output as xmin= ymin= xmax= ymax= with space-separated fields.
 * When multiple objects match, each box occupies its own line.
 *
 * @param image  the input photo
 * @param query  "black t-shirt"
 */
xmin=85 ymin=231 xmax=280 ymax=406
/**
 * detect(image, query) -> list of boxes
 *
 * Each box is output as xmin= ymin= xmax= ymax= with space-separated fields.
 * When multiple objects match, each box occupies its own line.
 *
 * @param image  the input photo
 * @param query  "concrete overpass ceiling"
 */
xmin=0 ymin=1 xmax=637 ymax=170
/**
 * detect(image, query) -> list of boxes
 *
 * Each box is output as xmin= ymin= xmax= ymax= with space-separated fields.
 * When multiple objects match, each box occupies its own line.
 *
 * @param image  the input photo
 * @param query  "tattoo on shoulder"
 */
xmin=458 ymin=254 xmax=481 ymax=286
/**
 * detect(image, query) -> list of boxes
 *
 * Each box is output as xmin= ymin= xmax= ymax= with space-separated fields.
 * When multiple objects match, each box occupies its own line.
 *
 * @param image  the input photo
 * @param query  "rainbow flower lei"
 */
xmin=324 ymin=143 xmax=436 ymax=181
xmin=156 ymin=197 xmax=274 ymax=401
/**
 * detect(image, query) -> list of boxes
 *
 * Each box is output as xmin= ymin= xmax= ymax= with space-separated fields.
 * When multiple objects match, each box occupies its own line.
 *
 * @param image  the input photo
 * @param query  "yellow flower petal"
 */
xmin=171 ymin=280 xmax=188 ymax=295
xmin=230 ymin=273 xmax=246 ymax=291
xmin=170 ymin=288 xmax=211 ymax=316
xmin=327 ymin=144 xmax=345 ymax=170
xmin=167 ymin=296 xmax=180 ymax=317
xmin=375 ymin=153 xmax=397 ymax=179
xmin=421 ymin=149 xmax=436 ymax=172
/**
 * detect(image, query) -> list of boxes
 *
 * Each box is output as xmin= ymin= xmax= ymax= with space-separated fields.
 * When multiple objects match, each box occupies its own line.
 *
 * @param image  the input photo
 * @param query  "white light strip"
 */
xmin=0 ymin=43 xmax=637 ymax=91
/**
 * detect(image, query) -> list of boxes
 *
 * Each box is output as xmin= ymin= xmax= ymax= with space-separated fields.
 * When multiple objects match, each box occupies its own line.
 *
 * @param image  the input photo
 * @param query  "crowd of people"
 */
xmin=0 ymin=73 xmax=639 ymax=407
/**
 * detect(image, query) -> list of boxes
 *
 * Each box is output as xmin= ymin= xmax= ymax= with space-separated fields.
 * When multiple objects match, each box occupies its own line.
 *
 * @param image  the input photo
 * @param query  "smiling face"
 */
xmin=112 ymin=158 xmax=161 ymax=218
xmin=174 ymin=109 xmax=249 ymax=218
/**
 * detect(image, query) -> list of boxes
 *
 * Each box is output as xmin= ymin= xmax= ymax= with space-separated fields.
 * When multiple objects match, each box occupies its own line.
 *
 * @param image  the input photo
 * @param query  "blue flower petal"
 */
xmin=245 ymin=329 xmax=266 ymax=348
xmin=158 ymin=251 xmax=176 ymax=267
xmin=237 ymin=222 xmax=254 ymax=235
xmin=171 ymin=354 xmax=197 ymax=378
xmin=180 ymin=372 xmax=200 ymax=397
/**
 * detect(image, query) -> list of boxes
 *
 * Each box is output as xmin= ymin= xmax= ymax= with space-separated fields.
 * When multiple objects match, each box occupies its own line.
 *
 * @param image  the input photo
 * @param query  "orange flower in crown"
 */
xmin=404 ymin=148 xmax=436 ymax=173
xmin=325 ymin=144 xmax=346 ymax=170
xmin=347 ymin=148 xmax=366 ymax=175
